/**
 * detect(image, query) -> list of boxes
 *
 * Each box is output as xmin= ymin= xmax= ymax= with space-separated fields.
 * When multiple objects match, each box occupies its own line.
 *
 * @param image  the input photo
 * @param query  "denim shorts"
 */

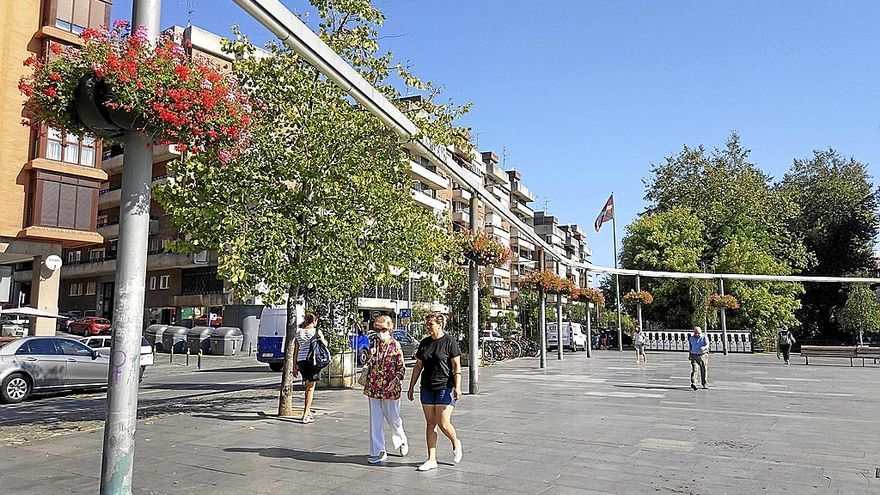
xmin=420 ymin=387 xmax=456 ymax=406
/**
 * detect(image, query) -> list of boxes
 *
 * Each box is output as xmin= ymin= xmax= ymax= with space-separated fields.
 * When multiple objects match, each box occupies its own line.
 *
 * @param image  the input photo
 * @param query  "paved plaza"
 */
xmin=1 ymin=351 xmax=879 ymax=494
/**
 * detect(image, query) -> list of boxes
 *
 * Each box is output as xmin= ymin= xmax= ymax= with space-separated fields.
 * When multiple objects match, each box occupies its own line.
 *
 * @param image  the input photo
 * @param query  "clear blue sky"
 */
xmin=112 ymin=1 xmax=880 ymax=270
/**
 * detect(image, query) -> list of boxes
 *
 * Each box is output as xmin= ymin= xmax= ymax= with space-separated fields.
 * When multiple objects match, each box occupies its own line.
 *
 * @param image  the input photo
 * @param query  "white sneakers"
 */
xmin=417 ymin=459 xmax=438 ymax=471
xmin=399 ymin=443 xmax=409 ymax=457
xmin=453 ymin=440 xmax=463 ymax=464
xmin=368 ymin=452 xmax=387 ymax=464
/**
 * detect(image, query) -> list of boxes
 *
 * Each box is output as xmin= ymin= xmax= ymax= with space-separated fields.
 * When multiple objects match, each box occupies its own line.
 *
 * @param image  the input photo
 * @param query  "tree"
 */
xmin=620 ymin=207 xmax=707 ymax=328
xmin=713 ymin=239 xmax=803 ymax=346
xmin=157 ymin=0 xmax=465 ymax=416
xmin=778 ymin=149 xmax=880 ymax=339
xmin=836 ymin=284 xmax=880 ymax=344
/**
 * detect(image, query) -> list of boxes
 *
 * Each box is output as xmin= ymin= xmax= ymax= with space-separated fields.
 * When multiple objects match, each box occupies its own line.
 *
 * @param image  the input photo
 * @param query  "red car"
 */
xmin=69 ymin=317 xmax=112 ymax=336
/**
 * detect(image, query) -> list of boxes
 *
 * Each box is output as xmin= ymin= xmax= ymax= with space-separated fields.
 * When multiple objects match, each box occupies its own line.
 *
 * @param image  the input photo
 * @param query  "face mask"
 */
xmin=378 ymin=331 xmax=391 ymax=341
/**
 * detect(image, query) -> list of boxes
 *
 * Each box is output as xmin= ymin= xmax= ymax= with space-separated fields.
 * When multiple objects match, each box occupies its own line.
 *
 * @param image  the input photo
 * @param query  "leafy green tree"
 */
xmin=778 ymin=149 xmax=880 ymax=338
xmin=836 ymin=284 xmax=880 ymax=343
xmin=713 ymin=238 xmax=803 ymax=346
xmin=157 ymin=0 xmax=465 ymax=416
xmin=620 ymin=207 xmax=707 ymax=328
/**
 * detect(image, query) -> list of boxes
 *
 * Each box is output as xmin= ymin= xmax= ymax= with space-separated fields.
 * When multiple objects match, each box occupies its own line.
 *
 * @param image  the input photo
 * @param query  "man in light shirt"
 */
xmin=688 ymin=326 xmax=710 ymax=390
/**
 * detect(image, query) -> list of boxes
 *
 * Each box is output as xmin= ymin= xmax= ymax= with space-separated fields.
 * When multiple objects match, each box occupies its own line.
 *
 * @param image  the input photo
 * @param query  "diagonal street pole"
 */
xmin=100 ymin=2 xmax=161 ymax=493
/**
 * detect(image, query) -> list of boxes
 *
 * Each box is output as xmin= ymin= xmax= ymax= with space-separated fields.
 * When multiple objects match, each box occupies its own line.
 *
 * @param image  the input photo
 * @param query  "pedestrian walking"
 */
xmin=633 ymin=326 xmax=647 ymax=364
xmin=292 ymin=312 xmax=325 ymax=423
xmin=406 ymin=313 xmax=462 ymax=472
xmin=777 ymin=327 xmax=796 ymax=365
xmin=364 ymin=315 xmax=409 ymax=464
xmin=600 ymin=333 xmax=608 ymax=350
xmin=688 ymin=326 xmax=709 ymax=390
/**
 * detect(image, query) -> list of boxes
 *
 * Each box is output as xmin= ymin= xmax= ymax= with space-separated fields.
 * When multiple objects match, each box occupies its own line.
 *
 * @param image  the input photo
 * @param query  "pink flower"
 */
xmin=218 ymin=150 xmax=232 ymax=164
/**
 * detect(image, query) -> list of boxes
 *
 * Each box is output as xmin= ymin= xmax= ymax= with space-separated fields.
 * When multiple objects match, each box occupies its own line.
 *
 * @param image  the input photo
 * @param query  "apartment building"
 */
xmin=534 ymin=211 xmax=591 ymax=288
xmin=53 ymin=25 xmax=229 ymax=327
xmin=2 ymin=0 xmax=112 ymax=335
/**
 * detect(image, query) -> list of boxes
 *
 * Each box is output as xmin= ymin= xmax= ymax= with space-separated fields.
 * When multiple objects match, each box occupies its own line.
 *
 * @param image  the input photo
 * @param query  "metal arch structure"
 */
xmin=230 ymin=0 xmax=880 ymax=288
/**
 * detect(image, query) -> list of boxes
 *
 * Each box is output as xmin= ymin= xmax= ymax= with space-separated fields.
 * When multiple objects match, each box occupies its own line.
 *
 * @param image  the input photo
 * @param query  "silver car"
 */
xmin=0 ymin=336 xmax=111 ymax=404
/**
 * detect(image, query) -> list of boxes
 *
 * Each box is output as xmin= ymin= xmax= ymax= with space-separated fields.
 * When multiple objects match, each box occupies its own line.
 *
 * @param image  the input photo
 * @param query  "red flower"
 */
xmin=49 ymin=44 xmax=62 ymax=55
xmin=81 ymin=28 xmax=99 ymax=40
xmin=174 ymin=65 xmax=190 ymax=81
xmin=18 ymin=80 xmax=33 ymax=97
xmin=23 ymin=56 xmax=37 ymax=67
xmin=42 ymin=87 xmax=57 ymax=98
xmin=48 ymin=72 xmax=62 ymax=82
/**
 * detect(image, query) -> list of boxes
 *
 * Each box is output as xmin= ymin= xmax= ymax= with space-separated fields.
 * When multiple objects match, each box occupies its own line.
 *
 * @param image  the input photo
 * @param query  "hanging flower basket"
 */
xmin=19 ymin=21 xmax=253 ymax=162
xmin=709 ymin=293 xmax=740 ymax=310
xmin=458 ymin=230 xmax=512 ymax=267
xmin=623 ymin=290 xmax=653 ymax=306
xmin=575 ymin=287 xmax=605 ymax=306
xmin=519 ymin=270 xmax=568 ymax=294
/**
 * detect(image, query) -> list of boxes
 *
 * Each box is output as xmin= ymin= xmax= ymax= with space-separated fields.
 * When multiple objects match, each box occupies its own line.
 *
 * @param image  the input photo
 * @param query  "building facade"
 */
xmin=3 ymin=0 xmax=112 ymax=334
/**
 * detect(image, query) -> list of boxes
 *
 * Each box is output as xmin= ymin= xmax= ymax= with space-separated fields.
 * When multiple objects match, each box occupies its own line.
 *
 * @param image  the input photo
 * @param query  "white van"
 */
xmin=257 ymin=305 xmax=304 ymax=371
xmin=546 ymin=322 xmax=587 ymax=351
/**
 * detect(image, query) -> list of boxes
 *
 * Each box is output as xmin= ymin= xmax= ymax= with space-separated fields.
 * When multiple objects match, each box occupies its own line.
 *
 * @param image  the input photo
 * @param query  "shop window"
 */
xmin=44 ymin=127 xmax=97 ymax=167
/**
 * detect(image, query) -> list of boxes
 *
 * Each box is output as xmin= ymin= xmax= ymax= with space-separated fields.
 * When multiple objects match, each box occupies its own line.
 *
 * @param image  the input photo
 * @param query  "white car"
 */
xmin=80 ymin=336 xmax=154 ymax=382
xmin=480 ymin=330 xmax=505 ymax=342
xmin=546 ymin=322 xmax=588 ymax=351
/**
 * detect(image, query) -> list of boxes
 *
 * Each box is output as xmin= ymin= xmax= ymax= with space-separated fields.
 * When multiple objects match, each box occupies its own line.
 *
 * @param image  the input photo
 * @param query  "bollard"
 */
xmin=249 ymin=343 xmax=253 ymax=357
xmin=198 ymin=350 xmax=202 ymax=369
xmin=186 ymin=348 xmax=190 ymax=366
xmin=170 ymin=345 xmax=174 ymax=363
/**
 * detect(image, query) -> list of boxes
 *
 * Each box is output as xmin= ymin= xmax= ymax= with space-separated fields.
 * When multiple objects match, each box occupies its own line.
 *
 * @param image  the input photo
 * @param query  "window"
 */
xmin=89 ymin=248 xmax=105 ymax=261
xmin=69 ymin=282 xmax=83 ymax=296
xmin=85 ymin=281 xmax=96 ymax=295
xmin=67 ymin=251 xmax=81 ymax=264
xmin=16 ymin=339 xmax=59 ymax=355
xmin=57 ymin=339 xmax=93 ymax=357
xmin=149 ymin=276 xmax=156 ymax=291
xmin=54 ymin=0 xmax=107 ymax=34
xmin=159 ymin=275 xmax=170 ymax=290
xmin=32 ymin=172 xmax=99 ymax=230
xmin=43 ymin=127 xmax=97 ymax=167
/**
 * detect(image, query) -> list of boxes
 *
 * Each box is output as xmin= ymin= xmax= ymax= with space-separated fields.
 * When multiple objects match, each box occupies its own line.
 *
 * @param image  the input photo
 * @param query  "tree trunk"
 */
xmin=278 ymin=285 xmax=301 ymax=417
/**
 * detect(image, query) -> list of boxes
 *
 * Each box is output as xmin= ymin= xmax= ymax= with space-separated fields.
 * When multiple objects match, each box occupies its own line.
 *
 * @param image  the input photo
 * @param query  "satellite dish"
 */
xmin=45 ymin=255 xmax=63 ymax=271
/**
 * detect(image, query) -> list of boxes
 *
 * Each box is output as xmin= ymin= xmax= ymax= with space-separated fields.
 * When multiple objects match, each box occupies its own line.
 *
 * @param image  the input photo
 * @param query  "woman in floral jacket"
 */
xmin=364 ymin=315 xmax=409 ymax=464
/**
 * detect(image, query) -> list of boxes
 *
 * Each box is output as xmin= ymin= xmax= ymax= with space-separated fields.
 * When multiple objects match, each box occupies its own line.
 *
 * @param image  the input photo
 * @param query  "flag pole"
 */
xmin=612 ymin=193 xmax=622 ymax=352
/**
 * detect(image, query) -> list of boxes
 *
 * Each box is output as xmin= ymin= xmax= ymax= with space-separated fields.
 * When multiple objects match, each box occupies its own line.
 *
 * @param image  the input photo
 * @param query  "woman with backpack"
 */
xmin=292 ymin=312 xmax=326 ymax=423
xmin=363 ymin=315 xmax=409 ymax=464
xmin=777 ymin=327 xmax=796 ymax=365
xmin=407 ymin=313 xmax=463 ymax=472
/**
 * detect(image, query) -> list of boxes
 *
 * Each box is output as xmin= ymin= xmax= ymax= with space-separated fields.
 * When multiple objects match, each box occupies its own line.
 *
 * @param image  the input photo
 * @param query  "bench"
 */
xmin=856 ymin=346 xmax=880 ymax=366
xmin=801 ymin=345 xmax=880 ymax=366
xmin=800 ymin=346 xmax=857 ymax=366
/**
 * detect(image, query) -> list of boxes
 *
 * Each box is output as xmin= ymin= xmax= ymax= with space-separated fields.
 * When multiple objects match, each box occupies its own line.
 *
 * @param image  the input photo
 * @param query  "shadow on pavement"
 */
xmin=197 ymin=365 xmax=278 ymax=373
xmin=225 ymin=447 xmax=421 ymax=468
xmin=613 ymin=384 xmax=691 ymax=391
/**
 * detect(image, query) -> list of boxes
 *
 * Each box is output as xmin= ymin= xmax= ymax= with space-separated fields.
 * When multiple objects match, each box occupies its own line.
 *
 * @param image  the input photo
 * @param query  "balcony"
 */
xmin=485 ymin=183 xmax=510 ymax=203
xmin=492 ymin=266 xmax=511 ymax=278
xmin=61 ymin=251 xmax=212 ymax=278
xmin=409 ymin=160 xmax=448 ymax=190
xmin=510 ymin=181 xmax=535 ymax=202
xmin=411 ymin=190 xmax=447 ymax=213
xmin=452 ymin=188 xmax=472 ymax=201
xmin=490 ymin=287 xmax=511 ymax=299
xmin=511 ymin=200 xmax=534 ymax=219
xmin=98 ymin=176 xmax=169 ymax=208
xmin=96 ymin=218 xmax=159 ymax=240
xmin=485 ymin=224 xmax=510 ymax=241
xmin=452 ymin=210 xmax=470 ymax=225
xmin=511 ymin=235 xmax=535 ymax=251
xmin=485 ymin=161 xmax=509 ymax=185
xmin=102 ymin=144 xmax=181 ymax=173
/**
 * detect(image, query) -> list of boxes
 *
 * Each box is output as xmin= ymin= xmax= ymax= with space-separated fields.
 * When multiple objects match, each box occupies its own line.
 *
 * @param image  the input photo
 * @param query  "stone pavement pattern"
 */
xmin=1 ymin=351 xmax=879 ymax=494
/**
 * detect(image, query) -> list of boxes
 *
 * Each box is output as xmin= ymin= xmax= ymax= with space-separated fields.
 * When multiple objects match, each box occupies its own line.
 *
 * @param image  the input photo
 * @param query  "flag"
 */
xmin=594 ymin=194 xmax=614 ymax=232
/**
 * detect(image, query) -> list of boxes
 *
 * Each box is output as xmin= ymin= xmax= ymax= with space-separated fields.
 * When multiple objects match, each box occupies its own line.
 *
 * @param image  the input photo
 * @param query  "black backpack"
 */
xmin=308 ymin=332 xmax=331 ymax=369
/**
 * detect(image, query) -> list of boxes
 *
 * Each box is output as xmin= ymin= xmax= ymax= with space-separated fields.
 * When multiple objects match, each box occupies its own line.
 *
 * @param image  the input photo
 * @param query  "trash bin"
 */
xmin=144 ymin=324 xmax=168 ymax=352
xmin=209 ymin=327 xmax=243 ymax=356
xmin=186 ymin=326 xmax=213 ymax=355
xmin=160 ymin=326 xmax=189 ymax=354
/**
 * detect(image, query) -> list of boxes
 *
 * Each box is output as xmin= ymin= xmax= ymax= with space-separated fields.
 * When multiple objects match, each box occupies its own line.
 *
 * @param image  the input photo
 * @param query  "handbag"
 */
xmin=357 ymin=362 xmax=370 ymax=387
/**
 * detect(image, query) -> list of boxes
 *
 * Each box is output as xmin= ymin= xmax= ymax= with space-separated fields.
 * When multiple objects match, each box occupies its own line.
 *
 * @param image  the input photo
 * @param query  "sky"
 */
xmin=111 ymin=1 xmax=880 ymax=269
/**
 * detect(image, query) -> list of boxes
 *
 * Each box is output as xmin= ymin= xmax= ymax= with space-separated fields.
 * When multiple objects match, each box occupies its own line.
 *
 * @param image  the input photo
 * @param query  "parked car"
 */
xmin=69 ymin=317 xmax=111 ymax=336
xmin=80 ymin=336 xmax=154 ymax=382
xmin=0 ymin=336 xmax=110 ymax=404
xmin=546 ymin=322 xmax=588 ymax=351
xmin=392 ymin=330 xmax=418 ymax=359
xmin=480 ymin=330 xmax=505 ymax=342
xmin=56 ymin=312 xmax=79 ymax=332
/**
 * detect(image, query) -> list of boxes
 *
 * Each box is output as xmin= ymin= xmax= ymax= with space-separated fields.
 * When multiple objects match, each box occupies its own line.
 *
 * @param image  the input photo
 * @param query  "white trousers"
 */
xmin=369 ymin=397 xmax=407 ymax=456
